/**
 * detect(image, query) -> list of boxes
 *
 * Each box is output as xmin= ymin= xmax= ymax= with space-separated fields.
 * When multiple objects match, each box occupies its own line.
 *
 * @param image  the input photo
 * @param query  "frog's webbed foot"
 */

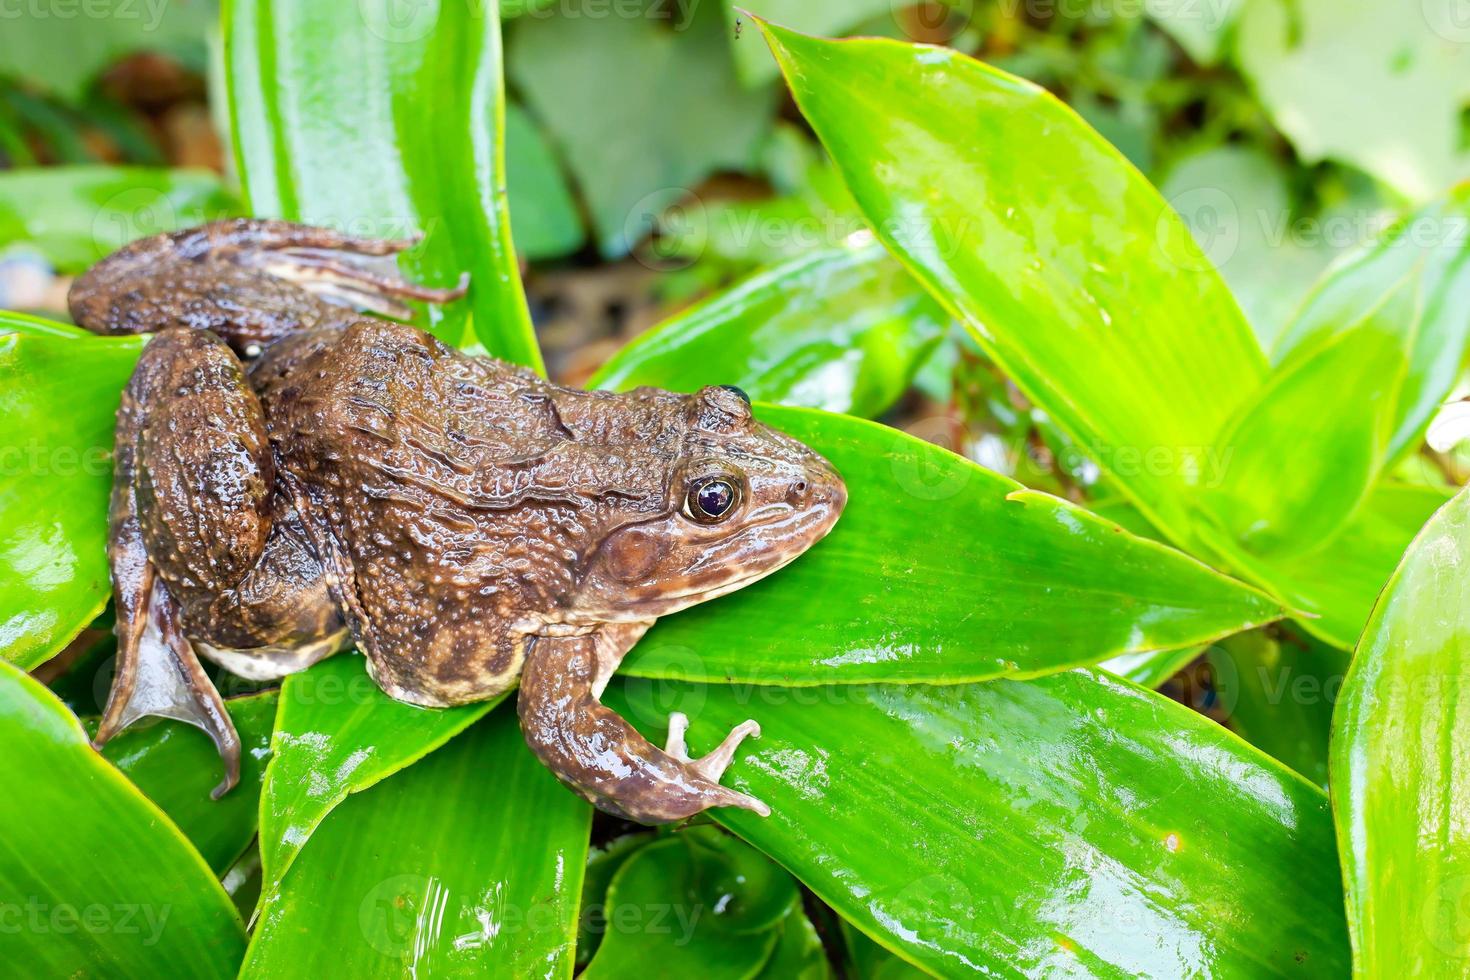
xmin=518 ymin=630 xmax=770 ymax=824
xmin=96 ymin=570 xmax=242 ymax=800
xmin=238 ymin=224 xmax=469 ymax=321
xmin=661 ymin=711 xmax=766 ymax=791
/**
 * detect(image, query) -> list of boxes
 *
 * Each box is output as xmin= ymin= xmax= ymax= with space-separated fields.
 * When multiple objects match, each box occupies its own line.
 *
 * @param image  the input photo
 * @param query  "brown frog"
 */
xmin=71 ymin=219 xmax=845 ymax=823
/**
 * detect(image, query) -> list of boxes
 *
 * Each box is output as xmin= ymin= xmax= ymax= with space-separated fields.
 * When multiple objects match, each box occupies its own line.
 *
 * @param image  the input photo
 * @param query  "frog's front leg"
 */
xmin=517 ymin=626 xmax=769 ymax=823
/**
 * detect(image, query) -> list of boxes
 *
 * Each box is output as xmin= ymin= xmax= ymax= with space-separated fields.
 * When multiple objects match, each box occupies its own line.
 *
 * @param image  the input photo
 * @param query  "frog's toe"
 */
xmin=682 ymin=717 xmax=761 ymax=784
xmin=254 ymin=242 xmax=468 ymax=320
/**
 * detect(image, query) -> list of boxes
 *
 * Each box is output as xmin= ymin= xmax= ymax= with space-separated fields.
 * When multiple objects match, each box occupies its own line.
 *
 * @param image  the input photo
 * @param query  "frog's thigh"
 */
xmin=132 ymin=326 xmax=275 ymax=608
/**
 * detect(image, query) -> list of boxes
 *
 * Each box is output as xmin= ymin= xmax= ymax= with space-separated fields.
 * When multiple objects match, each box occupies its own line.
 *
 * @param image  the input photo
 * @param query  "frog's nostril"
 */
xmin=794 ymin=480 xmax=808 ymax=495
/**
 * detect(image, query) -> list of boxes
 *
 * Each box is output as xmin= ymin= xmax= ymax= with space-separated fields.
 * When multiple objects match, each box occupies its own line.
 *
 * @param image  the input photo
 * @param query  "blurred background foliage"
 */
xmin=1 ymin=0 xmax=1467 ymax=751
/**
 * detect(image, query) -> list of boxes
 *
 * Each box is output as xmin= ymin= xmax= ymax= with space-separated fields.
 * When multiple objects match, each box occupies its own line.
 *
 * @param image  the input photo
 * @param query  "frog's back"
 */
xmin=250 ymin=317 xmax=683 ymax=706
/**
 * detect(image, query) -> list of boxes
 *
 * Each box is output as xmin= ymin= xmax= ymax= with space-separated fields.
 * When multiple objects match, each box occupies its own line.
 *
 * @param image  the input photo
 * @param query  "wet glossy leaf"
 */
xmin=584 ymin=827 xmax=792 ymax=979
xmin=0 ymin=660 xmax=245 ymax=977
xmin=841 ymin=919 xmax=927 ymax=979
xmin=757 ymin=905 xmax=830 ymax=980
xmin=1227 ymin=483 xmax=1450 ymax=649
xmin=1235 ymin=0 xmax=1470 ymax=200
xmin=759 ymin=23 xmax=1266 ymax=549
xmin=0 ymin=326 xmax=144 ymax=670
xmin=243 ymin=706 xmax=591 ymax=978
xmin=224 ymin=0 xmax=541 ymax=368
xmin=256 ymin=653 xmax=502 ymax=906
xmin=509 ymin=0 xmax=776 ymax=257
xmin=1209 ymin=629 xmax=1345 ymax=787
xmin=624 ymin=406 xmax=1282 ymax=685
xmin=1273 ymin=187 xmax=1470 ymax=468
xmin=0 ymin=165 xmax=239 ymax=272
xmin=99 ymin=692 xmax=278 ymax=875
xmin=1198 ymin=188 xmax=1470 ymax=558
xmin=577 ymin=833 xmax=655 ymax=966
xmin=607 ymin=670 xmax=1350 ymax=977
xmin=1202 ymin=327 xmax=1403 ymax=556
xmin=1332 ymin=485 xmax=1470 ymax=971
xmin=1100 ymin=645 xmax=1202 ymax=688
xmin=720 ymin=0 xmax=896 ymax=85
xmin=590 ymin=244 xmax=948 ymax=418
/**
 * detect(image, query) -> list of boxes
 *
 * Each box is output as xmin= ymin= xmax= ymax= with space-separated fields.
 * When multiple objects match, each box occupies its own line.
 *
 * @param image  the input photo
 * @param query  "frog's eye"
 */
xmin=717 ymin=385 xmax=751 ymax=406
xmin=685 ymin=476 xmax=741 ymax=524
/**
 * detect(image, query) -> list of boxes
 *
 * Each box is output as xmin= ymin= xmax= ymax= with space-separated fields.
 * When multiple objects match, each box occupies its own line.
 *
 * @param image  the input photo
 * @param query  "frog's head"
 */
xmin=566 ymin=385 xmax=845 ymax=623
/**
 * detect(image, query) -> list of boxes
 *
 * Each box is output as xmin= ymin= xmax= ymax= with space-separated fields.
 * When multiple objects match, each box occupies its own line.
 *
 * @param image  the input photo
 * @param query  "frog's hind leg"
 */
xmin=98 ymin=327 xmax=340 ymax=795
xmin=69 ymin=218 xmax=467 ymax=355
xmin=518 ymin=628 xmax=771 ymax=824
xmin=97 ymin=339 xmax=242 ymax=797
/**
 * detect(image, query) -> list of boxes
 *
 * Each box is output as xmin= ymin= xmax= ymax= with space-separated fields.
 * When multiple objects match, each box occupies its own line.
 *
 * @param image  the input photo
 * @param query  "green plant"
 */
xmin=3 ymin=3 xmax=1470 ymax=977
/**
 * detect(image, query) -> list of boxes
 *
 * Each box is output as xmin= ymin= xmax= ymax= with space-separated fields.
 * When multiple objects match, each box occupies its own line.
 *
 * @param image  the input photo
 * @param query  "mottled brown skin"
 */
xmin=72 ymin=219 xmax=845 ymax=821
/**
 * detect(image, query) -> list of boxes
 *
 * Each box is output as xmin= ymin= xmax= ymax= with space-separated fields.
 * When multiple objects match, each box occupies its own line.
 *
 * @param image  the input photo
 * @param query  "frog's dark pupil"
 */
xmin=695 ymin=480 xmax=735 ymax=518
xmin=717 ymin=385 xmax=751 ymax=406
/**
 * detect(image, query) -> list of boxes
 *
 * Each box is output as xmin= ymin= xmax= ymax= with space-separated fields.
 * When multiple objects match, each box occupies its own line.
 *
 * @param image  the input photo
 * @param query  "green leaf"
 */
xmin=1208 ymin=628 xmax=1344 ymax=787
xmin=508 ymin=0 xmax=776 ymax=257
xmin=99 ymin=692 xmax=278 ymax=875
xmin=0 ymin=659 xmax=245 ymax=977
xmin=1235 ymin=0 xmax=1470 ymax=201
xmin=1226 ymin=482 xmax=1450 ymax=649
xmin=577 ymin=833 xmax=655 ymax=966
xmin=758 ymin=23 xmax=1266 ymax=549
xmin=243 ymin=706 xmax=590 ymax=977
xmin=506 ymin=102 xmax=584 ymax=261
xmin=1100 ymin=644 xmax=1202 ymax=688
xmin=0 ymin=0 xmax=216 ymax=101
xmin=0 ymin=326 xmax=143 ymax=670
xmin=1273 ymin=187 xmax=1470 ymax=468
xmin=0 ymin=165 xmax=239 ymax=272
xmin=841 ymin=919 xmax=927 ymax=979
xmin=1201 ymin=326 xmax=1404 ymax=556
xmin=590 ymin=243 xmax=948 ymax=418
xmin=757 ymin=905 xmax=831 ymax=979
xmin=584 ymin=827 xmax=794 ymax=979
xmin=256 ymin=654 xmax=501 ymax=906
xmin=606 ymin=670 xmax=1351 ymax=977
xmin=1200 ymin=188 xmax=1470 ymax=558
xmin=224 ymin=0 xmax=541 ymax=368
xmin=720 ymin=0 xmax=896 ymax=86
xmin=1331 ymin=484 xmax=1470 ymax=971
xmin=624 ymin=406 xmax=1282 ymax=685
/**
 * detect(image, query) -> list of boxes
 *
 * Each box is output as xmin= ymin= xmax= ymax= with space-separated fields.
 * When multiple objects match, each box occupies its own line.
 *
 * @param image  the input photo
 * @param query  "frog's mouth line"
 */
xmin=670 ymin=500 xmax=839 ymax=602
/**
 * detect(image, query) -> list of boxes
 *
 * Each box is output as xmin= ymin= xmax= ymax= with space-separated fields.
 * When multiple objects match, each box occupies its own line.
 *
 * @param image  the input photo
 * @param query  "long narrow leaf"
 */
xmin=624 ymin=406 xmax=1282 ymax=685
xmin=756 ymin=22 xmax=1266 ymax=550
xmin=0 ymin=660 xmax=246 ymax=977
xmin=0 ymin=326 xmax=143 ymax=670
xmin=223 ymin=0 xmax=540 ymax=367
xmin=606 ymin=670 xmax=1350 ymax=977
xmin=243 ymin=706 xmax=590 ymax=978
xmin=256 ymin=654 xmax=501 ymax=905
xmin=1331 ymin=485 xmax=1470 ymax=971
xmin=591 ymin=243 xmax=947 ymax=419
